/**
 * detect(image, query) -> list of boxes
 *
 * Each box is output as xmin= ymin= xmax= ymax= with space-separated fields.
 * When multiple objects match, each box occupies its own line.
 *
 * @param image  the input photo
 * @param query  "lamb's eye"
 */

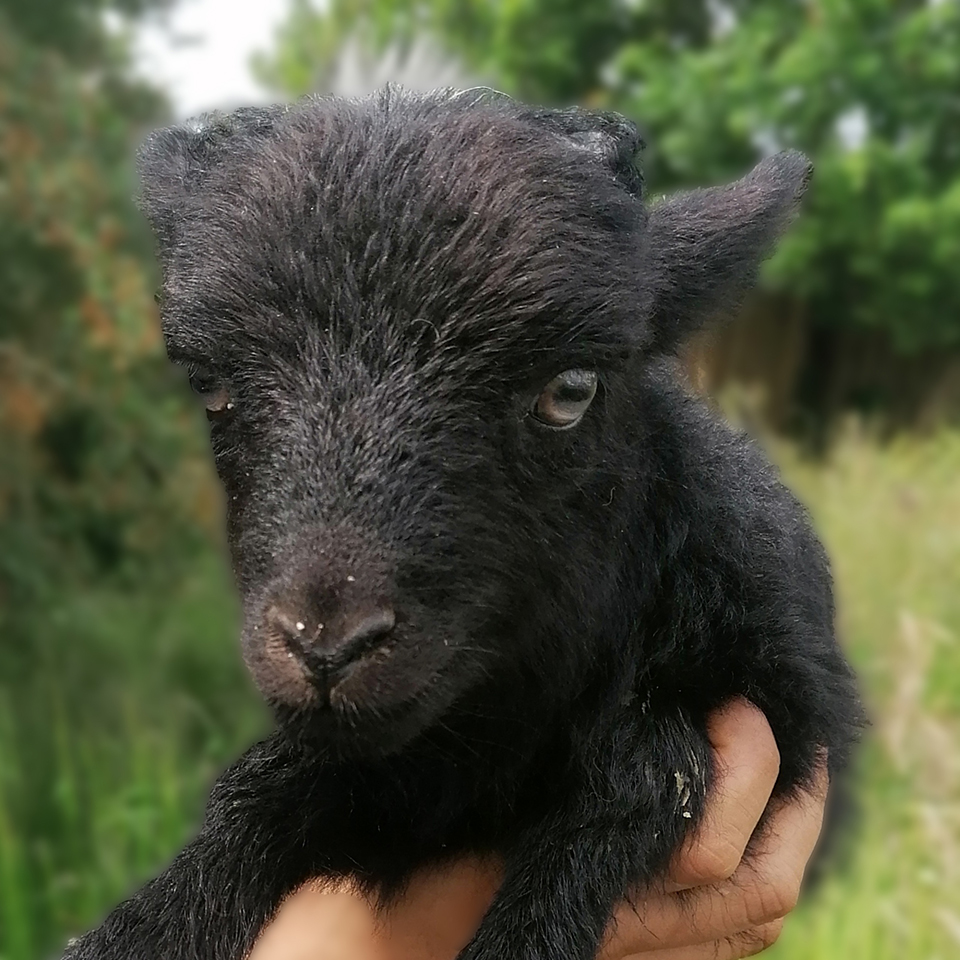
xmin=532 ymin=369 xmax=598 ymax=428
xmin=188 ymin=367 xmax=233 ymax=420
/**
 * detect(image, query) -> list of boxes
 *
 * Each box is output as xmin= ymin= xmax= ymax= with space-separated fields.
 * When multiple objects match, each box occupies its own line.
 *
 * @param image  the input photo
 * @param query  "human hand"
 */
xmin=249 ymin=699 xmax=828 ymax=960
xmin=597 ymin=699 xmax=828 ymax=959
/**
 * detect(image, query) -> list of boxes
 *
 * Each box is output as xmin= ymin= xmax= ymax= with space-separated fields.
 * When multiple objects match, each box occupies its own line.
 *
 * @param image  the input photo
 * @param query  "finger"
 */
xmin=248 ymin=883 xmax=382 ymax=960
xmin=249 ymin=858 xmax=502 ymax=960
xmin=667 ymin=699 xmax=780 ymax=891
xmin=378 ymin=857 xmax=501 ymax=959
xmin=620 ymin=920 xmax=784 ymax=960
xmin=603 ymin=760 xmax=827 ymax=956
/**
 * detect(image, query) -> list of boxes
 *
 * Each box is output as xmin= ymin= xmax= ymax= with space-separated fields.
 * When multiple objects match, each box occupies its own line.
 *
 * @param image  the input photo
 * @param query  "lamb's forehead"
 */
xmin=159 ymin=95 xmax=651 ymax=359
xmin=200 ymin=100 xmax=596 ymax=245
xmin=199 ymin=92 xmax=639 ymax=214
xmin=198 ymin=104 xmax=636 ymax=258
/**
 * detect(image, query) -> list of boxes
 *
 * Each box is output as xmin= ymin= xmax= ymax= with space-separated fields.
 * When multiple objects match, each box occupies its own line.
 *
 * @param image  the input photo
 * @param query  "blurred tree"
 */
xmin=0 ymin=0 xmax=173 ymax=64
xmin=0 ymin=2 xmax=216 ymax=673
xmin=0 ymin=4 xmax=258 ymax=953
xmin=0 ymin=0 xmax=244 ymax=752
xmin=257 ymin=0 xmax=960 ymax=424
xmin=0 ymin=0 xmax=214 ymax=632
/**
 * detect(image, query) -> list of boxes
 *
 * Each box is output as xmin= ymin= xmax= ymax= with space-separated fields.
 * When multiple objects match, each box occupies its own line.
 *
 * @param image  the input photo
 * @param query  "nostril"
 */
xmin=339 ymin=606 xmax=396 ymax=660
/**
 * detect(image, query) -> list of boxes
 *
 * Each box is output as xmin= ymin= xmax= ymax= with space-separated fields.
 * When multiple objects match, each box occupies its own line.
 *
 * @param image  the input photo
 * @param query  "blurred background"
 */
xmin=0 ymin=0 xmax=958 ymax=957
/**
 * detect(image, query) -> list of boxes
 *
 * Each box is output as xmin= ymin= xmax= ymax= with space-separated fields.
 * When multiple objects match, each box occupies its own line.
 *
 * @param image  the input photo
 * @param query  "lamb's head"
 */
xmin=138 ymin=88 xmax=810 ymax=756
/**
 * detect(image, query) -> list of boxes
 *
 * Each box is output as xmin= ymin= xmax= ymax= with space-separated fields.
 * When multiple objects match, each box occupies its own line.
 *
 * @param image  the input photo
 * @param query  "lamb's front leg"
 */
xmin=458 ymin=712 xmax=712 ymax=960
xmin=62 ymin=733 xmax=336 ymax=960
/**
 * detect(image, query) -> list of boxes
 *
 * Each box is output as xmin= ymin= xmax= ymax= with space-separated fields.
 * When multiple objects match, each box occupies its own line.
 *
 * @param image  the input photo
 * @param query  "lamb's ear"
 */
xmin=647 ymin=151 xmax=812 ymax=351
xmin=136 ymin=105 xmax=286 ymax=255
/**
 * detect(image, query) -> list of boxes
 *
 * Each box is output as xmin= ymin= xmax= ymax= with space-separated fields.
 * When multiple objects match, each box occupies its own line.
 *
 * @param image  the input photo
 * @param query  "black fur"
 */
xmin=65 ymin=87 xmax=861 ymax=960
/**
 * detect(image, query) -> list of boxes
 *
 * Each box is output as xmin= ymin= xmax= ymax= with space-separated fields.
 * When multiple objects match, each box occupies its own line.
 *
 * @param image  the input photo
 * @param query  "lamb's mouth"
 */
xmin=259 ymin=624 xmax=397 ymax=706
xmin=245 ymin=603 xmax=474 ymax=753
xmin=310 ymin=633 xmax=400 ymax=707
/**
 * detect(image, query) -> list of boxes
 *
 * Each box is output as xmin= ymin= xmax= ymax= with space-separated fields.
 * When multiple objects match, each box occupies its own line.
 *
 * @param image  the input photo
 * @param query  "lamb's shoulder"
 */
xmin=621 ymin=366 xmax=858 ymax=786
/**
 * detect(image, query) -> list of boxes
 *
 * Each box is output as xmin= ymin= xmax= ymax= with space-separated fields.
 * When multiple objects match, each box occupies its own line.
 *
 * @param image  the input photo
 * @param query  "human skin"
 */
xmin=249 ymin=699 xmax=828 ymax=960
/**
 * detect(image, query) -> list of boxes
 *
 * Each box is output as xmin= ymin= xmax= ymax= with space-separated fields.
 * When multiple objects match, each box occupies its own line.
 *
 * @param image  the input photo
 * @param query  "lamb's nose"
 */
xmin=269 ymin=602 xmax=396 ymax=684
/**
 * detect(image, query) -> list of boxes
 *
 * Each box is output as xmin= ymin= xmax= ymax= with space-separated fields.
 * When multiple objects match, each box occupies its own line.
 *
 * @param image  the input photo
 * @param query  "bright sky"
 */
xmin=130 ymin=0 xmax=470 ymax=120
xmin=133 ymin=0 xmax=292 ymax=119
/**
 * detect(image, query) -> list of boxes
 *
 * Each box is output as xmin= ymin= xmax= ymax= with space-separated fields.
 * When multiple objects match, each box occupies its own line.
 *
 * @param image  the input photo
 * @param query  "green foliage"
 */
xmin=0 ymin=7 xmax=268 ymax=956
xmin=0 ymin=8 xmax=207 ymax=623
xmin=766 ymin=427 xmax=960 ymax=958
xmin=257 ymin=0 xmax=960 ymax=355
xmin=0 ymin=556 xmax=265 ymax=959
xmin=615 ymin=0 xmax=960 ymax=353
xmin=0 ymin=0 xmax=173 ymax=66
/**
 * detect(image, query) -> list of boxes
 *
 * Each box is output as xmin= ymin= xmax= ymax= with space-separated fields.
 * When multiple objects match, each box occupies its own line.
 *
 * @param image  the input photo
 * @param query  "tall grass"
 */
xmin=0 ymin=555 xmax=268 ymax=959
xmin=771 ymin=426 xmax=960 ymax=959
xmin=0 ymin=428 xmax=958 ymax=959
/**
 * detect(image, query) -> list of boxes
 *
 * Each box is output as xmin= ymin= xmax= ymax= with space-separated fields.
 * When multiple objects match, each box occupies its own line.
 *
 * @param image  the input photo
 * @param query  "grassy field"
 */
xmin=0 ymin=428 xmax=958 ymax=960
xmin=770 ymin=427 xmax=960 ymax=960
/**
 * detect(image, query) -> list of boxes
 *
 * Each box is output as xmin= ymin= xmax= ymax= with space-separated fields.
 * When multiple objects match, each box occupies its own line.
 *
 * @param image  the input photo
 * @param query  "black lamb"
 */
xmin=64 ymin=87 xmax=862 ymax=960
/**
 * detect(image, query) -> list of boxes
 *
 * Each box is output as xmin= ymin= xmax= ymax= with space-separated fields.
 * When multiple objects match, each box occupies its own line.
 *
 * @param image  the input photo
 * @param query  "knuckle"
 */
xmin=685 ymin=836 xmax=742 ymax=884
xmin=748 ymin=870 xmax=801 ymax=924
xmin=755 ymin=919 xmax=786 ymax=952
xmin=773 ymin=871 xmax=802 ymax=917
xmin=729 ymin=920 xmax=785 ymax=958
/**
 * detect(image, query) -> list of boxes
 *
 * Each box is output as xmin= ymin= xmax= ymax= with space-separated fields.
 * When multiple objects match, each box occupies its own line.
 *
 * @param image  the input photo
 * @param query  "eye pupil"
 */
xmin=533 ymin=369 xmax=598 ymax=428
xmin=554 ymin=381 xmax=593 ymax=404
